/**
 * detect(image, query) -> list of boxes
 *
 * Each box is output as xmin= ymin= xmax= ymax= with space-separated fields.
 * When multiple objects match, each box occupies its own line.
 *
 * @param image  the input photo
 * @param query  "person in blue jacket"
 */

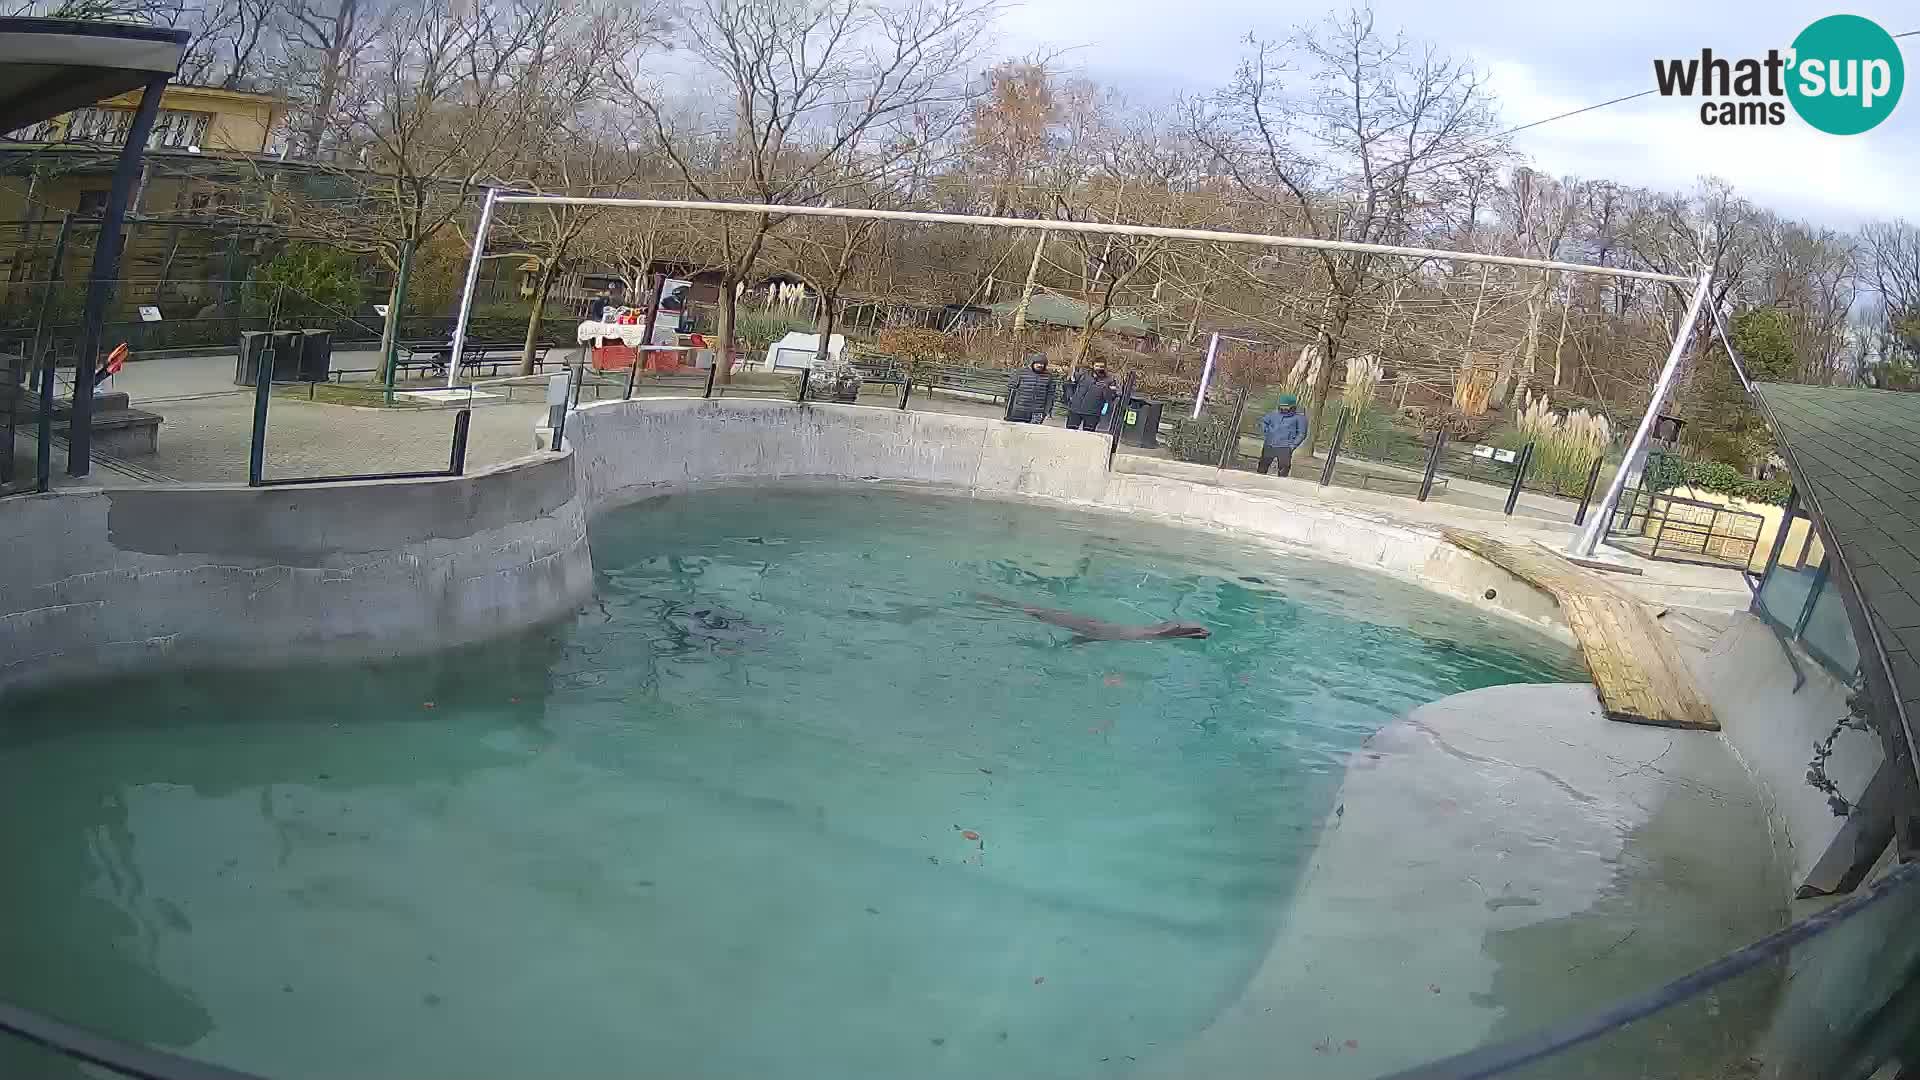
xmin=1257 ymin=394 xmax=1309 ymax=477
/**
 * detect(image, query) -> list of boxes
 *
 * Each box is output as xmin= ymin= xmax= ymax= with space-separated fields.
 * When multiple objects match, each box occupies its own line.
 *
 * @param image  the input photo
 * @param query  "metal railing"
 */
xmin=1606 ymin=487 xmax=1766 ymax=568
xmin=244 ymin=346 xmax=473 ymax=487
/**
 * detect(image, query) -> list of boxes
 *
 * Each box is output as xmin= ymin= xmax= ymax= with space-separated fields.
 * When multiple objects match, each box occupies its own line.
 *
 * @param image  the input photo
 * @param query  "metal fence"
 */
xmin=1606 ymin=487 xmax=1767 ymax=568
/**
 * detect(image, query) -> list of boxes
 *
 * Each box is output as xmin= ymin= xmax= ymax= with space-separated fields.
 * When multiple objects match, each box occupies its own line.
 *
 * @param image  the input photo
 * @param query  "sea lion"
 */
xmin=974 ymin=594 xmax=1210 ymax=643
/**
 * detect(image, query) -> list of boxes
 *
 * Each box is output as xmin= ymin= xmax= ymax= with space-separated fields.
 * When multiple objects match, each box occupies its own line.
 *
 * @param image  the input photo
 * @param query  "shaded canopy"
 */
xmin=0 ymin=17 xmax=187 ymax=136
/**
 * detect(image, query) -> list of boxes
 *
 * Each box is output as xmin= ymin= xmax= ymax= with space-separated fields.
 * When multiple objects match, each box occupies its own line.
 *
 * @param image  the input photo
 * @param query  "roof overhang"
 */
xmin=0 ymin=18 xmax=188 ymax=135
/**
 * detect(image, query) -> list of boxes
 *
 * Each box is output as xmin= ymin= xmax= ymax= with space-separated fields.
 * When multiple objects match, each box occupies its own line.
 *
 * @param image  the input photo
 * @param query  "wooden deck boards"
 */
xmin=1445 ymin=530 xmax=1719 ymax=731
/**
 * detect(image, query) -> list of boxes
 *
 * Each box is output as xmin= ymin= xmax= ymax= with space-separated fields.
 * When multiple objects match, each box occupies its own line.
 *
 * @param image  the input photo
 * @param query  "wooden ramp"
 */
xmin=1445 ymin=530 xmax=1719 ymax=731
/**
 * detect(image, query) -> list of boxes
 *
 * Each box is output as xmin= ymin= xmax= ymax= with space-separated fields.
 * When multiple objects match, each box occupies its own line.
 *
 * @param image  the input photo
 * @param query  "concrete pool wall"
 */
xmin=0 ymin=451 xmax=591 ymax=695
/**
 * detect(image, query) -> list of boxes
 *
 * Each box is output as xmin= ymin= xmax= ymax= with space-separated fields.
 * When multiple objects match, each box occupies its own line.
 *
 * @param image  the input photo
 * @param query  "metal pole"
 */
xmin=444 ymin=187 xmax=500 ymax=389
xmin=1218 ymin=385 xmax=1249 ymax=469
xmin=35 ymin=348 xmax=55 ymax=493
xmin=1572 ymin=456 xmax=1605 ymax=526
xmin=1192 ymin=331 xmax=1220 ymax=419
xmin=551 ymin=369 xmax=572 ymax=450
xmin=898 ymin=372 xmax=911 ymax=409
xmin=703 ymin=359 xmax=718 ymax=398
xmin=1418 ymin=429 xmax=1447 ymax=502
xmin=796 ymin=367 xmax=811 ymax=402
xmin=247 ymin=347 xmax=273 ymax=486
xmin=1505 ymin=443 xmax=1534 ymax=516
xmin=27 ymin=212 xmax=72 ymax=394
xmin=491 ymin=196 xmax=1697 ymax=285
xmin=448 ymin=409 xmax=471 ymax=474
xmin=625 ymin=272 xmax=667 ymax=400
xmin=70 ymin=74 xmax=168 ymax=477
xmin=1318 ymin=407 xmax=1351 ymax=487
xmin=1571 ymin=267 xmax=1713 ymax=556
xmin=1757 ymin=485 xmax=1799 ymax=583
xmin=1107 ymin=371 xmax=1138 ymax=469
xmin=381 ymin=239 xmax=414 ymax=398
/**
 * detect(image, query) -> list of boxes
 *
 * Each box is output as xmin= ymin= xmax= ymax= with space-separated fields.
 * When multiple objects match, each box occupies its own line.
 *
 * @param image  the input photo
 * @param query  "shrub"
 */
xmin=870 ymin=326 xmax=957 ymax=384
xmin=1511 ymin=392 xmax=1613 ymax=496
xmin=1164 ymin=415 xmax=1236 ymax=466
xmin=1647 ymin=453 xmax=1792 ymax=506
xmin=245 ymin=244 xmax=362 ymax=320
xmin=732 ymin=309 xmax=815 ymax=352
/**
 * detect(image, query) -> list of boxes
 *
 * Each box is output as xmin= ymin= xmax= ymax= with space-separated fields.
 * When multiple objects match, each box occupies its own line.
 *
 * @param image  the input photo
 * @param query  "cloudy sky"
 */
xmin=997 ymin=0 xmax=1917 ymax=229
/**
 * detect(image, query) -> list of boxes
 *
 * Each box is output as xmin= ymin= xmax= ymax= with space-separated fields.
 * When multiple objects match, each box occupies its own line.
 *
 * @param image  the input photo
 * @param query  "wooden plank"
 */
xmin=1444 ymin=529 xmax=1720 ymax=731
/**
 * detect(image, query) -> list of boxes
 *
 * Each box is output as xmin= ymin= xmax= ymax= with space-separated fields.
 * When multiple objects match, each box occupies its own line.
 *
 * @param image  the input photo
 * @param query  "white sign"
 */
xmin=1471 ymin=444 xmax=1519 ymax=464
xmin=373 ymin=304 xmax=391 ymax=318
xmin=137 ymin=305 xmax=162 ymax=322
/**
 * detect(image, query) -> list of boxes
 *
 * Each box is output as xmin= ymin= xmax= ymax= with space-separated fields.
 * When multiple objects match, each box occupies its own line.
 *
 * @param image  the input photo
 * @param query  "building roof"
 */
xmin=987 ymin=292 xmax=1152 ymax=336
xmin=1755 ymin=382 xmax=1920 ymax=774
xmin=0 ymin=18 xmax=188 ymax=135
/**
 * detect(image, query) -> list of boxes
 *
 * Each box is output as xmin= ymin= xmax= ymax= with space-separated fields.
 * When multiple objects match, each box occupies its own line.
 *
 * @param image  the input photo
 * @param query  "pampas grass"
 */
xmin=1514 ymin=391 xmax=1613 ymax=494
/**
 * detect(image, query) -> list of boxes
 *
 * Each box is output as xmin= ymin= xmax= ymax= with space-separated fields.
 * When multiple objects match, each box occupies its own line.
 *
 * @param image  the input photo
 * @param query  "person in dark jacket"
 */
xmin=1005 ymin=353 xmax=1056 ymax=423
xmin=1257 ymin=394 xmax=1310 ymax=476
xmin=1062 ymin=359 xmax=1118 ymax=431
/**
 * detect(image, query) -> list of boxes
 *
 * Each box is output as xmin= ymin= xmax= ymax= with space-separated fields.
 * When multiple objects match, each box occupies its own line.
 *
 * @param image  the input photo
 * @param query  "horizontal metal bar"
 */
xmin=490 ymin=197 xmax=1695 ymax=285
xmin=0 ymin=998 xmax=266 ymax=1080
xmin=1380 ymin=862 xmax=1920 ymax=1080
xmin=253 ymin=468 xmax=457 ymax=487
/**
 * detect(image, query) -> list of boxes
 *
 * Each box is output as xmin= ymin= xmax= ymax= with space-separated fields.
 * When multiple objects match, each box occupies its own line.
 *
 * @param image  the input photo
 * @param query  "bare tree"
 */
xmin=1490 ymin=168 xmax=1580 ymax=404
xmin=177 ymin=0 xmax=286 ymax=90
xmin=489 ymin=0 xmax=670 ymax=373
xmin=627 ymin=0 xmax=997 ymax=383
xmin=1193 ymin=8 xmax=1505 ymax=439
xmin=1863 ymin=220 xmax=1920 ymax=365
xmin=280 ymin=0 xmax=544 ymax=371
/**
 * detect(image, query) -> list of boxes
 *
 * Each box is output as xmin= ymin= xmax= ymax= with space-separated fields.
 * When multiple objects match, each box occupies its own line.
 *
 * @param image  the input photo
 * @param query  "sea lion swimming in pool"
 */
xmin=973 ymin=594 xmax=1210 ymax=643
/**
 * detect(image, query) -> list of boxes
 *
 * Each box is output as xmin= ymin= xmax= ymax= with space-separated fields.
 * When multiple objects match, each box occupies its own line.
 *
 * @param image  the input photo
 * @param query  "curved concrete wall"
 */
xmin=0 ymin=452 xmax=592 ymax=695
xmin=568 ymin=397 xmax=1567 ymax=639
xmin=565 ymin=396 xmax=1112 ymax=510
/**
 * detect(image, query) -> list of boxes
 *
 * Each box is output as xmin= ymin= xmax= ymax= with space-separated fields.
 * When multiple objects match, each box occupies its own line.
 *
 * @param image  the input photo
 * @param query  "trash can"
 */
xmin=234 ymin=331 xmax=269 ymax=385
xmin=297 ymin=329 xmax=334 ymax=382
xmin=239 ymin=330 xmax=306 ymax=385
xmin=1121 ymin=396 xmax=1163 ymax=448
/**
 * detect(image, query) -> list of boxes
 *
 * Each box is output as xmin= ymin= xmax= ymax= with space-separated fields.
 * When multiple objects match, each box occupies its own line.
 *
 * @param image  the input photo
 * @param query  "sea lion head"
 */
xmin=1150 ymin=621 xmax=1211 ymax=639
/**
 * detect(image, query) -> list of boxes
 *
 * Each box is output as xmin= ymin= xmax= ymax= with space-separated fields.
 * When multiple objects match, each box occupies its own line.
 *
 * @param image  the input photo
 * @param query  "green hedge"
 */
xmin=1648 ymin=455 xmax=1791 ymax=506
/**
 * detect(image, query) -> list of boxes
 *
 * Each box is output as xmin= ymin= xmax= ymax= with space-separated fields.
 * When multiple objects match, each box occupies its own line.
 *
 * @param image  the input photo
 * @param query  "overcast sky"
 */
xmin=997 ymin=0 xmax=1918 ymax=230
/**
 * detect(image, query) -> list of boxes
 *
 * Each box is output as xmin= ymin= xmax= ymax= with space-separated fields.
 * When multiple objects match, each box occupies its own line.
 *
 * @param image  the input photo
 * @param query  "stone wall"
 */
xmin=0 ymin=452 xmax=591 ymax=695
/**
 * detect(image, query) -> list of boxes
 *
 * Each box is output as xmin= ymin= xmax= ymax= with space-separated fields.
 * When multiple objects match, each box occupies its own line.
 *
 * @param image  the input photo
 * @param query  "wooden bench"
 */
xmin=326 ymin=344 xmax=557 ymax=383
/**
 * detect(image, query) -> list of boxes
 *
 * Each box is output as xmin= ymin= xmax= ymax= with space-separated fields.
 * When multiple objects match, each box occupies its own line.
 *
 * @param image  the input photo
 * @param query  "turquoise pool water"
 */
xmin=0 ymin=487 xmax=1582 ymax=1079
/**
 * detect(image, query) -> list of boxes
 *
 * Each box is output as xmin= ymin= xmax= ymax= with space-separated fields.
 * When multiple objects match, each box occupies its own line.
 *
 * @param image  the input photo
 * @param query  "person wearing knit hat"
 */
xmin=1257 ymin=393 xmax=1309 ymax=477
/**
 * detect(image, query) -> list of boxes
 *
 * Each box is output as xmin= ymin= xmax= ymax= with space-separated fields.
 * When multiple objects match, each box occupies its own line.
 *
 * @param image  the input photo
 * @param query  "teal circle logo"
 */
xmin=1787 ymin=14 xmax=1904 ymax=135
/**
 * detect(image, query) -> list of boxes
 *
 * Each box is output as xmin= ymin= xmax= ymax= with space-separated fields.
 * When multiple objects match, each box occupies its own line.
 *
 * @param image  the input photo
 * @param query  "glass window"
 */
xmin=1754 ymin=525 xmax=1861 ymax=681
xmin=1758 ymin=530 xmax=1824 ymax=632
xmin=1801 ymin=567 xmax=1862 ymax=675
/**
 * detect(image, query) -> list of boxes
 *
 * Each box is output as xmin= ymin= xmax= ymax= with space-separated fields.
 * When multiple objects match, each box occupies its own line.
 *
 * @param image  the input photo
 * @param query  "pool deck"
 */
xmin=1443 ymin=530 xmax=1719 ymax=731
xmin=1145 ymin=682 xmax=1786 ymax=1080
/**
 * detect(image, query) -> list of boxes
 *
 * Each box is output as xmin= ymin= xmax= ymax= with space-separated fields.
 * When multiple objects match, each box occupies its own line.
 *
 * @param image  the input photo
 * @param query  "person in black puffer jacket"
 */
xmin=1062 ymin=359 xmax=1118 ymax=431
xmin=1005 ymin=353 xmax=1057 ymax=423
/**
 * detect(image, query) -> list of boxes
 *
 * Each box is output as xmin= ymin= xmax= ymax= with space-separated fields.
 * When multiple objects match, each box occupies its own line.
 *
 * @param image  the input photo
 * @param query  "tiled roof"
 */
xmin=1756 ymin=383 xmax=1920 ymax=743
